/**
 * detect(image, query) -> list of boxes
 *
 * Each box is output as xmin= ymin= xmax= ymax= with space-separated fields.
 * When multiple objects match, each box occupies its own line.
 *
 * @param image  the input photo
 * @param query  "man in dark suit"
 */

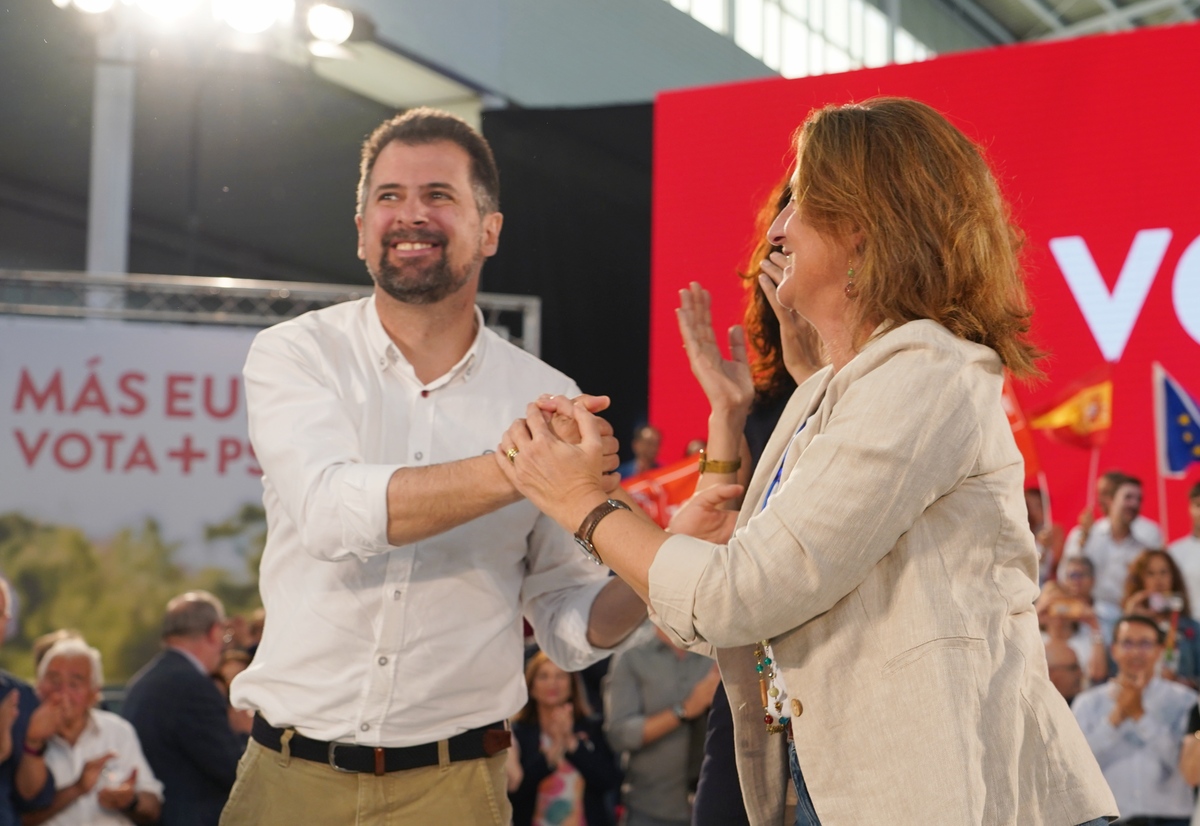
xmin=122 ymin=591 xmax=244 ymax=826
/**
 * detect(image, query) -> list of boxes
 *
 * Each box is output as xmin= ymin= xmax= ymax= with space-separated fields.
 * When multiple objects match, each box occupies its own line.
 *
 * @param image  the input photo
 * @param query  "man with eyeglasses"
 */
xmin=1073 ymin=615 xmax=1197 ymax=825
xmin=122 ymin=591 xmax=244 ymax=826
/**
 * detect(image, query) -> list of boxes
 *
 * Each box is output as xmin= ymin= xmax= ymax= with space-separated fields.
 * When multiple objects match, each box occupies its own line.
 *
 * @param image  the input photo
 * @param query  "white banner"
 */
xmin=1 ymin=316 xmax=262 ymax=573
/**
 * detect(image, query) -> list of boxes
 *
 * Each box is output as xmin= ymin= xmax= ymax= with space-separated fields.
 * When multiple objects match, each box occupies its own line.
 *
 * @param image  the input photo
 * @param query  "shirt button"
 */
xmin=420 ymin=390 xmax=430 ymax=398
xmin=415 ymin=452 xmax=423 ymax=460
xmin=791 ymin=698 xmax=803 ymax=718
xmin=360 ymin=723 xmax=370 ymax=732
xmin=378 ymin=656 xmax=388 ymax=666
xmin=378 ymin=357 xmax=386 ymax=367
xmin=392 ymin=590 xmax=402 ymax=600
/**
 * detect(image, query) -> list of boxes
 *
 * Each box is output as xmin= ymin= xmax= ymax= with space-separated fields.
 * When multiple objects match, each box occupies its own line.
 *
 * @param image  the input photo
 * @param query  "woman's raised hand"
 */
xmin=677 ymin=282 xmax=754 ymax=418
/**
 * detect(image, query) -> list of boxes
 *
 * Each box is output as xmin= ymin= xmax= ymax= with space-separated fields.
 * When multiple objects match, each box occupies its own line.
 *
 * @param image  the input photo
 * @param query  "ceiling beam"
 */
xmin=1043 ymin=0 xmax=1191 ymax=35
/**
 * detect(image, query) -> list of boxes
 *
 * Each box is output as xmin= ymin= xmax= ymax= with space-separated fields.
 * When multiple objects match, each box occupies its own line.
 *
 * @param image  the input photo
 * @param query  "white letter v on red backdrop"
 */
xmin=1049 ymin=228 xmax=1171 ymax=362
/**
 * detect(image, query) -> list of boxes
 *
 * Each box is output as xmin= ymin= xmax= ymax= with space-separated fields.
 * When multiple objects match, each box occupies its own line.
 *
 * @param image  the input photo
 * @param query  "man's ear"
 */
xmin=355 ymin=212 xmax=366 ymax=261
xmin=481 ymin=212 xmax=503 ymax=258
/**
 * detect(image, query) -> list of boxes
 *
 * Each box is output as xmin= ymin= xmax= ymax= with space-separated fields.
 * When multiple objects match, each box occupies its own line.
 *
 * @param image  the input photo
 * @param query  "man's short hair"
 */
xmin=357 ymin=107 xmax=500 ymax=217
xmin=1189 ymin=480 xmax=1200 ymax=501
xmin=1063 ymin=556 xmax=1095 ymax=577
xmin=1113 ymin=613 xmax=1165 ymax=646
xmin=37 ymin=638 xmax=104 ymax=690
xmin=162 ymin=591 xmax=225 ymax=640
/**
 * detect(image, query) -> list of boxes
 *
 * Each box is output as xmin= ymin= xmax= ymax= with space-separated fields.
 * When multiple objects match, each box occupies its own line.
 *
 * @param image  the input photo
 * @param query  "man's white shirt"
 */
xmin=42 ymin=709 xmax=163 ymax=826
xmin=231 ymin=298 xmax=615 ymax=746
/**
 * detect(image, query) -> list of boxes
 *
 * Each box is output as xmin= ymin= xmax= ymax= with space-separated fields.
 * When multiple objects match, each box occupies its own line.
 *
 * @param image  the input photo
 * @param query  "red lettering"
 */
xmin=203 ymin=377 xmax=239 ymax=420
xmin=217 ymin=438 xmax=242 ymax=474
xmin=96 ymin=432 xmax=123 ymax=471
xmin=14 ymin=370 xmax=64 ymax=413
xmin=13 ymin=429 xmax=49 ymax=467
xmin=117 ymin=372 xmax=146 ymax=416
xmin=70 ymin=372 xmax=112 ymax=415
xmin=53 ymin=431 xmax=92 ymax=470
xmin=165 ymin=374 xmax=194 ymax=418
xmin=167 ymin=435 xmax=207 ymax=474
xmin=123 ymin=437 xmax=158 ymax=472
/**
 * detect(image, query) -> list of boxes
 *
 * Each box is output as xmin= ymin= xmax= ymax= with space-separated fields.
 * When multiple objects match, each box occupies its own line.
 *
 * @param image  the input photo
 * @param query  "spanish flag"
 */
xmin=1029 ymin=367 xmax=1113 ymax=450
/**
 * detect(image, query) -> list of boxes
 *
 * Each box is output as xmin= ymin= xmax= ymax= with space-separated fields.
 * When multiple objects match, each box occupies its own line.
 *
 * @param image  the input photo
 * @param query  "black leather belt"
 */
xmin=251 ymin=713 xmax=511 ymax=776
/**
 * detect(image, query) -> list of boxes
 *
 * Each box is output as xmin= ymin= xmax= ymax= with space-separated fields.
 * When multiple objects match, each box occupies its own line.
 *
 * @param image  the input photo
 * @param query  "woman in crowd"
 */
xmin=1123 ymin=548 xmax=1200 ymax=688
xmin=689 ymin=179 xmax=824 ymax=826
xmin=507 ymin=652 xmax=619 ymax=826
xmin=497 ymin=98 xmax=1115 ymax=824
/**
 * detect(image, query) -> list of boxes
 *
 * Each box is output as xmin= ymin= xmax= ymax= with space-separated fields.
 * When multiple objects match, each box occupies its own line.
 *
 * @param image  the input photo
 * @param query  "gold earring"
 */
xmin=845 ymin=261 xmax=857 ymax=298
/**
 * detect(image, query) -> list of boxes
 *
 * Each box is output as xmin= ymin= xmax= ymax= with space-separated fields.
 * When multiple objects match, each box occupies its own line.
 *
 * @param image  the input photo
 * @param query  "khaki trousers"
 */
xmin=220 ymin=738 xmax=511 ymax=826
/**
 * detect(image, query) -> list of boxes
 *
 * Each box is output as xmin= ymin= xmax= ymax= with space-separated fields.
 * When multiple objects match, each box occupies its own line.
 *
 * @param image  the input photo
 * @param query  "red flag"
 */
xmin=1002 ymin=373 xmax=1042 ymax=486
xmin=621 ymin=456 xmax=700 ymax=528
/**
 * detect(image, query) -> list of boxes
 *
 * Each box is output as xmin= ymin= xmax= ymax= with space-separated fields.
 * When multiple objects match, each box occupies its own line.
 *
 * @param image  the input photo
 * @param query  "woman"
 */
xmin=1123 ymin=548 xmax=1200 ymax=687
xmin=497 ymin=98 xmax=1115 ymax=824
xmin=507 ymin=652 xmax=619 ymax=826
xmin=690 ymin=179 xmax=825 ymax=826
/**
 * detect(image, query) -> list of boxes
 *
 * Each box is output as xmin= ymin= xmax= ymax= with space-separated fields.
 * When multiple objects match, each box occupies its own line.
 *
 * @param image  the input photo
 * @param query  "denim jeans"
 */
xmin=787 ymin=742 xmax=1110 ymax=826
xmin=787 ymin=742 xmax=822 ymax=826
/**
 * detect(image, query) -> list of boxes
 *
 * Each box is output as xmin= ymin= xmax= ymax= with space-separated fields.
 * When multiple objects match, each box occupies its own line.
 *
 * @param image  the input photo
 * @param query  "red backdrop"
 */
xmin=649 ymin=23 xmax=1200 ymax=540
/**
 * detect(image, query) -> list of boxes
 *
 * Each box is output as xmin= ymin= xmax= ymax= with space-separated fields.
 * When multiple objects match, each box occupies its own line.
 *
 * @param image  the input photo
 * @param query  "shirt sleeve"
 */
xmin=520 ymin=511 xmax=617 ymax=672
xmin=244 ymin=325 xmax=396 ymax=561
xmin=1072 ymin=688 xmax=1127 ymax=767
xmin=649 ymin=340 xmax=984 ymax=649
xmin=118 ymin=718 xmax=164 ymax=799
xmin=603 ymin=650 xmax=647 ymax=752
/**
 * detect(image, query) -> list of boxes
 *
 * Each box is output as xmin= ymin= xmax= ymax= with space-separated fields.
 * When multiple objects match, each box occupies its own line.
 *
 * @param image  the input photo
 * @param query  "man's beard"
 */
xmin=371 ymin=229 xmax=481 ymax=306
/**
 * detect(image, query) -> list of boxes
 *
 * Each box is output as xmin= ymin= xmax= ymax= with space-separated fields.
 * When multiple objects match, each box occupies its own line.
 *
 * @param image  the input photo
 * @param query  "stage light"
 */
xmin=213 ymin=0 xmax=295 ymax=34
xmin=51 ymin=0 xmax=72 ymax=9
xmin=306 ymin=4 xmax=354 ymax=44
xmin=72 ymin=0 xmax=115 ymax=13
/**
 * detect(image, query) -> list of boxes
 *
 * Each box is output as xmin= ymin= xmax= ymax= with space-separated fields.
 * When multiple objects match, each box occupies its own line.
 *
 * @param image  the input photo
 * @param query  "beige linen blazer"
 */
xmin=649 ymin=320 xmax=1116 ymax=825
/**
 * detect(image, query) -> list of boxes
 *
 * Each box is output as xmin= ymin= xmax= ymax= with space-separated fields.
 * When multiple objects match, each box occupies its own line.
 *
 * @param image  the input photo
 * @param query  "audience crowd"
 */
xmin=0 ymin=474 xmax=1196 ymax=825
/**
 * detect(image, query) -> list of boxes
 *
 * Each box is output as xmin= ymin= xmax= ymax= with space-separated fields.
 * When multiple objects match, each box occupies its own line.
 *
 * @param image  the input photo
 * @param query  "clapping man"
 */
xmin=1073 ymin=616 xmax=1196 ymax=825
xmin=27 ymin=639 xmax=162 ymax=825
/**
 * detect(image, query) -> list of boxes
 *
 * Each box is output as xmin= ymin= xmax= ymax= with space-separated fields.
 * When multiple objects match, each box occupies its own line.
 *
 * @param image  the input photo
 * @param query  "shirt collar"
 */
xmin=365 ymin=296 xmax=487 ymax=391
xmin=168 ymin=645 xmax=210 ymax=676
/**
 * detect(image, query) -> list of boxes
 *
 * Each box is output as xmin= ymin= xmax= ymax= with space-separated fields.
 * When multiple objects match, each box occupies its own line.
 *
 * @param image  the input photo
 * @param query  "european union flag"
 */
xmin=1155 ymin=363 xmax=1200 ymax=476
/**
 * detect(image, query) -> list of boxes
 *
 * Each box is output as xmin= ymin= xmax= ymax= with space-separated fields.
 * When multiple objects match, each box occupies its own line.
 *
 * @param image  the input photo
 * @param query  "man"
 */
xmin=603 ymin=628 xmax=721 ymax=826
xmin=617 ymin=425 xmax=662 ymax=479
xmin=122 ymin=592 xmax=244 ymax=826
xmin=31 ymin=639 xmax=162 ymax=825
xmin=224 ymin=108 xmax=645 ymax=825
xmin=1064 ymin=469 xmax=1163 ymax=558
xmin=1073 ymin=615 xmax=1196 ymax=825
xmin=0 ymin=578 xmax=56 ymax=825
xmin=1045 ymin=640 xmax=1084 ymax=706
xmin=1168 ymin=482 xmax=1200 ymax=621
xmin=1062 ymin=475 xmax=1151 ymax=640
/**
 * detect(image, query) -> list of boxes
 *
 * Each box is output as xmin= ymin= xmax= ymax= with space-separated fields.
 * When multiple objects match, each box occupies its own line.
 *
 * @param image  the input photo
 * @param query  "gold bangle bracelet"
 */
xmin=698 ymin=449 xmax=741 ymax=474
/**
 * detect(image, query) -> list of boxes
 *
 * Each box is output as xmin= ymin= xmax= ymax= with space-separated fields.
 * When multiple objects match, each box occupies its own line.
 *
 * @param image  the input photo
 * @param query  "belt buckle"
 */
xmin=327 ymin=742 xmax=357 ymax=773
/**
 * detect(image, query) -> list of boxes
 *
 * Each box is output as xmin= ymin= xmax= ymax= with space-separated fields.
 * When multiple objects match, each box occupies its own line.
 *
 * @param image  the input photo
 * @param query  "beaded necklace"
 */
xmin=752 ymin=420 xmax=807 ymax=735
xmin=754 ymin=640 xmax=789 ymax=734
